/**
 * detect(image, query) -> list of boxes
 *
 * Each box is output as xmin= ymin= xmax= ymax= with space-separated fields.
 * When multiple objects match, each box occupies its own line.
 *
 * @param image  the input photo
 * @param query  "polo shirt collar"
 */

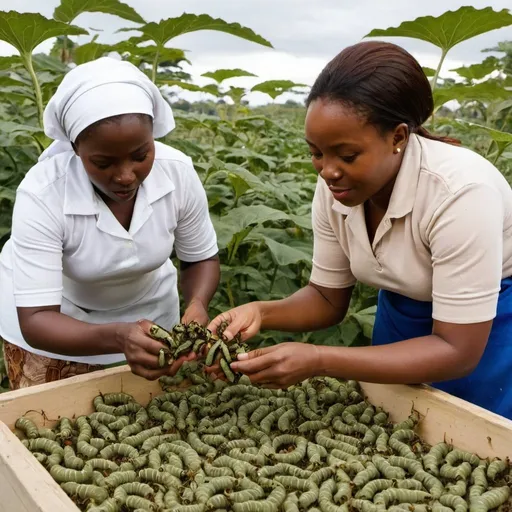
xmin=63 ymin=156 xmax=176 ymax=217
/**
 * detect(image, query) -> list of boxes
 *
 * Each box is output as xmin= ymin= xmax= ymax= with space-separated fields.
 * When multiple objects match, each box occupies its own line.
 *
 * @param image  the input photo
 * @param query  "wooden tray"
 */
xmin=0 ymin=365 xmax=511 ymax=512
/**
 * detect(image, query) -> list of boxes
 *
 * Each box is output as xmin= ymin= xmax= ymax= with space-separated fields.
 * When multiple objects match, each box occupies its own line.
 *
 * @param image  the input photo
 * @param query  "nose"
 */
xmin=319 ymin=156 xmax=342 ymax=182
xmin=113 ymin=164 xmax=136 ymax=187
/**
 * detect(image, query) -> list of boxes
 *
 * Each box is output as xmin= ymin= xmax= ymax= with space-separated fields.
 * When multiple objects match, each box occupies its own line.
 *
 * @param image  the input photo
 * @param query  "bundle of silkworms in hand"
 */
xmin=14 ymin=375 xmax=512 ymax=512
xmin=148 ymin=321 xmax=248 ymax=383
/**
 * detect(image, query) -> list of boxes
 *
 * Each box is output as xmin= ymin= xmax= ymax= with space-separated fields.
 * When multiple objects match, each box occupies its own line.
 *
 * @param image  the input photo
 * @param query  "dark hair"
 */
xmin=75 ymin=113 xmax=153 ymax=145
xmin=306 ymin=41 xmax=460 ymax=145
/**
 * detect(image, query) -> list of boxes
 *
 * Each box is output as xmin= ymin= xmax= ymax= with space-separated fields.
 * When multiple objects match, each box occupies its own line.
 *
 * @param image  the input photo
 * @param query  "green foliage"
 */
xmin=0 ymin=3 xmax=511 ymax=391
xmin=53 ymin=0 xmax=146 ymax=24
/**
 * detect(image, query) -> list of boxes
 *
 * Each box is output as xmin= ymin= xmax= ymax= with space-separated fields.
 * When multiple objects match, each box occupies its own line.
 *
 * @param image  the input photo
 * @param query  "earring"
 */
xmin=395 ymin=147 xmax=401 ymax=154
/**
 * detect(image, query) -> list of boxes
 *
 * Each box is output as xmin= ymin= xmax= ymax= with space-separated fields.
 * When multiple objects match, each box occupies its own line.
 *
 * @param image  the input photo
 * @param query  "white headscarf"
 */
xmin=39 ymin=57 xmax=175 ymax=161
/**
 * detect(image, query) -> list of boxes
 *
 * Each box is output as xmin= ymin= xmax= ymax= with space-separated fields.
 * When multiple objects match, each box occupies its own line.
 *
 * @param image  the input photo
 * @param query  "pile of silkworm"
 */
xmin=149 ymin=321 xmax=248 ymax=383
xmin=13 ymin=374 xmax=512 ymax=512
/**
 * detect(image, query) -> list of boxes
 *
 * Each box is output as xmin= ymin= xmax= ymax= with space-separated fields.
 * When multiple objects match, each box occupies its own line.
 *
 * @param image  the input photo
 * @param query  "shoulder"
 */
xmin=16 ymin=151 xmax=75 ymax=210
xmin=154 ymin=141 xmax=194 ymax=168
xmin=417 ymin=136 xmax=510 ymax=196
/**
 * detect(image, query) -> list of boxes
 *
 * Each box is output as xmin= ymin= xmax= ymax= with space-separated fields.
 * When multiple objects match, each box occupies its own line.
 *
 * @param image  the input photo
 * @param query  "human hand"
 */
xmin=181 ymin=298 xmax=209 ymax=327
xmin=116 ymin=319 xmax=196 ymax=380
xmin=202 ymin=303 xmax=263 ymax=379
xmin=207 ymin=302 xmax=263 ymax=343
xmin=230 ymin=342 xmax=322 ymax=388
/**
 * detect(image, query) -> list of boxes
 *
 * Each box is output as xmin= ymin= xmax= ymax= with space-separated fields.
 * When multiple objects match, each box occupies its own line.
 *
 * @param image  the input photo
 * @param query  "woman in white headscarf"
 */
xmin=0 ymin=57 xmax=220 ymax=389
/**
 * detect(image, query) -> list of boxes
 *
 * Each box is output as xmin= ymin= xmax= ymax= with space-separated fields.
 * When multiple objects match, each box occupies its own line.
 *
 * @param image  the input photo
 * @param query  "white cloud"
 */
xmin=0 ymin=0 xmax=510 ymax=106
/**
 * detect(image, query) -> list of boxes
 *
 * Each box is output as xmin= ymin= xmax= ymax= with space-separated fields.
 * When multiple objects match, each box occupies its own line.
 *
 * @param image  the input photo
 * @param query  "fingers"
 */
xmin=230 ymin=347 xmax=277 ymax=374
xmin=207 ymin=312 xmax=233 ymax=338
xmin=128 ymin=363 xmax=172 ymax=381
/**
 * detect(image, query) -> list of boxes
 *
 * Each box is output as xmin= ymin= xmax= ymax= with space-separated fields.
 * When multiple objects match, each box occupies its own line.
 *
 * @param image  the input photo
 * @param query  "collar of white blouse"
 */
xmin=62 ymin=155 xmax=175 ymax=240
xmin=331 ymin=133 xmax=423 ymax=252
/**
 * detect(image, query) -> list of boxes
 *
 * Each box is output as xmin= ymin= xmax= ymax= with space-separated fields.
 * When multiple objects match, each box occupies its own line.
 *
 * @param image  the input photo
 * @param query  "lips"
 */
xmin=329 ymin=187 xmax=352 ymax=201
xmin=113 ymin=189 xmax=136 ymax=199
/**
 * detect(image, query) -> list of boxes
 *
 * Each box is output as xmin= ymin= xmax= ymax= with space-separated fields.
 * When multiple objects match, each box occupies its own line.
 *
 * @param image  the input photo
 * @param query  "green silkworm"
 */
xmin=60 ymin=482 xmax=108 ymax=503
xmin=219 ymin=358 xmax=235 ymax=383
xmin=63 ymin=445 xmax=84 ymax=470
xmin=356 ymin=479 xmax=396 ymax=500
xmin=486 ymin=458 xmax=508 ymax=480
xmin=423 ymin=442 xmax=451 ymax=476
xmin=15 ymin=417 xmax=39 ymax=439
xmin=470 ymin=486 xmax=510 ymax=512
xmin=50 ymin=463 xmax=93 ymax=484
xmin=104 ymin=470 xmax=137 ymax=488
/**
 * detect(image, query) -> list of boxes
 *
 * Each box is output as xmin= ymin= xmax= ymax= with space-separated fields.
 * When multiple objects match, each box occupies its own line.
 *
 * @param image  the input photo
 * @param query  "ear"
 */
xmin=392 ymin=123 xmax=409 ymax=152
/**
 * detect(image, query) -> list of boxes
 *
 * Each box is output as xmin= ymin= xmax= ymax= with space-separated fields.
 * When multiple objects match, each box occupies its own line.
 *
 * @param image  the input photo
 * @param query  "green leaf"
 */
xmin=74 ymin=41 xmax=111 ymax=65
xmin=228 ymin=174 xmax=250 ymax=201
xmin=53 ymin=0 xmax=146 ymax=24
xmin=450 ymin=56 xmax=501 ymax=81
xmin=261 ymin=236 xmax=311 ymax=266
xmin=226 ymin=86 xmax=247 ymax=103
xmin=455 ymin=119 xmax=512 ymax=148
xmin=201 ymin=68 xmax=257 ymax=84
xmin=434 ymin=81 xmax=512 ymax=111
xmin=161 ymin=80 xmax=220 ymax=97
xmin=0 ymin=11 xmax=87 ymax=58
xmin=119 ymin=13 xmax=273 ymax=49
xmin=223 ymin=204 xmax=290 ymax=232
xmin=422 ymin=67 xmax=436 ymax=77
xmin=251 ymin=80 xmax=309 ymax=100
xmin=365 ymin=6 xmax=512 ymax=54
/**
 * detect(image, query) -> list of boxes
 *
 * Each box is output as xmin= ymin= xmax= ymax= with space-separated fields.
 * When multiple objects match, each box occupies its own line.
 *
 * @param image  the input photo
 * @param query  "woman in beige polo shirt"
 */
xmin=205 ymin=41 xmax=512 ymax=419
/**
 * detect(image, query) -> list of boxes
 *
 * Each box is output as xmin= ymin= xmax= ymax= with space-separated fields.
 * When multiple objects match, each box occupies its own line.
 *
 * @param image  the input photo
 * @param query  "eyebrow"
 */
xmin=304 ymin=138 xmax=355 ymax=150
xmin=90 ymin=142 xmax=150 ymax=159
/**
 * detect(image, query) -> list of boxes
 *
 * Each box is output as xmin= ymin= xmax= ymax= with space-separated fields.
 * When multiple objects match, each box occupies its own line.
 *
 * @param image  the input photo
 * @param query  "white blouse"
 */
xmin=0 ymin=142 xmax=218 ymax=364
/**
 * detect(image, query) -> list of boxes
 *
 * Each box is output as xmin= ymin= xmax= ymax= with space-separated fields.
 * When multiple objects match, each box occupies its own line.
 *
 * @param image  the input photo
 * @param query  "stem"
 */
xmin=23 ymin=53 xmax=44 ymax=128
xmin=226 ymin=279 xmax=235 ymax=309
xmin=268 ymin=264 xmax=278 ymax=294
xmin=3 ymin=148 xmax=17 ymax=172
xmin=151 ymin=47 xmax=160 ymax=83
xmin=492 ymin=145 xmax=508 ymax=166
xmin=430 ymin=48 xmax=448 ymax=131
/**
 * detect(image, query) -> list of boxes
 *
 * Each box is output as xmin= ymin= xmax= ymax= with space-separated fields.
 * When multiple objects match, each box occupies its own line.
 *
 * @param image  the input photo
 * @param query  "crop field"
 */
xmin=0 ymin=2 xmax=511 ymax=393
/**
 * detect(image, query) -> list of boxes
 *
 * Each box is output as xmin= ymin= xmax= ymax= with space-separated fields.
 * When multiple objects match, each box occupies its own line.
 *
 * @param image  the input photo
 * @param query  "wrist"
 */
xmin=187 ymin=297 xmax=207 ymax=310
xmin=256 ymin=301 xmax=271 ymax=329
xmin=104 ymin=322 xmax=126 ymax=353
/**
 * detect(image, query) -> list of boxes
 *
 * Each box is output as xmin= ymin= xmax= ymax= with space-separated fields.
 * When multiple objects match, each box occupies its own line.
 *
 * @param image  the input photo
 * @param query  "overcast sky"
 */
xmin=1 ymin=0 xmax=511 ymax=105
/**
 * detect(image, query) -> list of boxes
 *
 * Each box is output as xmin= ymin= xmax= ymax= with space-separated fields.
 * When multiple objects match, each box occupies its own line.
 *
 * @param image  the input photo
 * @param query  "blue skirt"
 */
xmin=372 ymin=278 xmax=512 ymax=419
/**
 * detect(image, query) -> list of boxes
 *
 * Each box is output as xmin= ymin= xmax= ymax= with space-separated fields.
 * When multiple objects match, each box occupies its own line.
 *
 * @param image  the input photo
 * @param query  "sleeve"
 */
xmin=11 ymin=189 xmax=64 ymax=307
xmin=173 ymin=162 xmax=219 ymax=262
xmin=309 ymin=178 xmax=357 ymax=289
xmin=428 ymin=182 xmax=504 ymax=324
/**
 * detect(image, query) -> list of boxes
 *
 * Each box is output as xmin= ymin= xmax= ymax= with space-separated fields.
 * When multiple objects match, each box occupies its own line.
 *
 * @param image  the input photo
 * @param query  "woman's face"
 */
xmin=74 ymin=114 xmax=155 ymax=205
xmin=305 ymin=98 xmax=406 ymax=208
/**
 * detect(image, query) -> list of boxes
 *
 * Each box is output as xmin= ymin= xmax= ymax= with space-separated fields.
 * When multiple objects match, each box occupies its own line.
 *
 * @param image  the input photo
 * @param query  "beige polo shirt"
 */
xmin=310 ymin=134 xmax=512 ymax=324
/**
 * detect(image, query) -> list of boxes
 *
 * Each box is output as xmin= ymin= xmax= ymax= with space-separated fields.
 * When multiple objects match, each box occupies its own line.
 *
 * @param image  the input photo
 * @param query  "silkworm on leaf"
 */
xmin=413 ymin=469 xmax=444 ymax=499
xmin=445 ymin=449 xmax=481 ymax=468
xmin=393 ymin=410 xmax=420 ymax=431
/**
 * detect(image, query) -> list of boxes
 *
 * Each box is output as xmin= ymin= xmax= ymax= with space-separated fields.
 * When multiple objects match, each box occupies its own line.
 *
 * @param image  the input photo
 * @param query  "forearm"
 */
xmin=259 ymin=284 xmax=353 ymax=332
xmin=316 ymin=334 xmax=475 ymax=384
xmin=179 ymin=255 xmax=220 ymax=308
xmin=19 ymin=309 xmax=121 ymax=357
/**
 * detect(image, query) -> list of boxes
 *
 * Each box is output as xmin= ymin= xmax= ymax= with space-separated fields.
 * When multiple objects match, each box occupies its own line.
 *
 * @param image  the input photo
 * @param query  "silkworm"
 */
xmin=15 ymin=417 xmax=39 ymax=439
xmin=60 ymin=482 xmax=108 ymax=503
